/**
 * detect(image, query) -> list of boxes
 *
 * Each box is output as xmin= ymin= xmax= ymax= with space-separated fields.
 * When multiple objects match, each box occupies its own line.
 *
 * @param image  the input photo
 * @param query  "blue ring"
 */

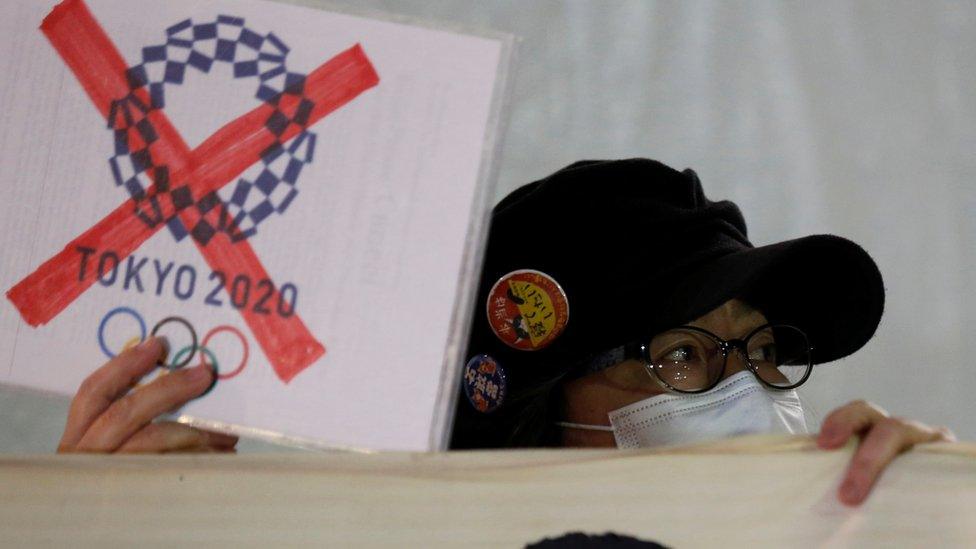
xmin=98 ymin=307 xmax=146 ymax=359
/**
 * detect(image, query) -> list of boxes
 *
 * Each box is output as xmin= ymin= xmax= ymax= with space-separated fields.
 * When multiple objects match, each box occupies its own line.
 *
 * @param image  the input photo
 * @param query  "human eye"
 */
xmin=663 ymin=345 xmax=693 ymax=362
xmin=659 ymin=343 xmax=705 ymax=364
xmin=748 ymin=341 xmax=777 ymax=363
xmin=649 ymin=329 xmax=713 ymax=368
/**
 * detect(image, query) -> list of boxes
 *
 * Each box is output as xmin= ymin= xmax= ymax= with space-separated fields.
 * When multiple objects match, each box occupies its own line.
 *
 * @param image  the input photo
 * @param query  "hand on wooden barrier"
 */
xmin=817 ymin=399 xmax=956 ymax=506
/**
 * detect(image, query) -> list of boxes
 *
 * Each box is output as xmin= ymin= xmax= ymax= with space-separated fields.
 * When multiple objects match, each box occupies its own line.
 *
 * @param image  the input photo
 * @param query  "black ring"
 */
xmin=150 ymin=316 xmax=198 ymax=370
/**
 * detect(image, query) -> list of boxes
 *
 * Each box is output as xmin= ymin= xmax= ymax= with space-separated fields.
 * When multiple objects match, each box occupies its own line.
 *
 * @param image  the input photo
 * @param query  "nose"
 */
xmin=721 ymin=343 xmax=750 ymax=380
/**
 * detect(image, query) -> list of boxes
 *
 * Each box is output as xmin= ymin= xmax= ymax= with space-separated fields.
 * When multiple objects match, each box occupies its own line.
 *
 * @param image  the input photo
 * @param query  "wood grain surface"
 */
xmin=1 ymin=435 xmax=974 ymax=547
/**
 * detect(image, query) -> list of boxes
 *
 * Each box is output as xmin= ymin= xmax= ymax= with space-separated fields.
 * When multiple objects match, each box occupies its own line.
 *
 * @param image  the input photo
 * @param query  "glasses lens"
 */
xmin=646 ymin=328 xmax=724 ymax=391
xmin=746 ymin=325 xmax=811 ymax=388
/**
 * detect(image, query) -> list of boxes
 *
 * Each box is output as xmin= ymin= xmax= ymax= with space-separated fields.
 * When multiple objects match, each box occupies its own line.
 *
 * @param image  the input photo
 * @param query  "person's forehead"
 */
xmin=685 ymin=299 xmax=767 ymax=327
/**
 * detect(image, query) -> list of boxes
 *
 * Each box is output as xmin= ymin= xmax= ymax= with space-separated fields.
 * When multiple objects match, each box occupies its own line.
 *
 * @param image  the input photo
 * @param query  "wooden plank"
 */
xmin=1 ymin=435 xmax=974 ymax=547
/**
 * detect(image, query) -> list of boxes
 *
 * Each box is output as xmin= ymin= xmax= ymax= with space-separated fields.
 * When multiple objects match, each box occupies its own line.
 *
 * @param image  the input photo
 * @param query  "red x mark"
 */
xmin=5 ymin=0 xmax=379 ymax=383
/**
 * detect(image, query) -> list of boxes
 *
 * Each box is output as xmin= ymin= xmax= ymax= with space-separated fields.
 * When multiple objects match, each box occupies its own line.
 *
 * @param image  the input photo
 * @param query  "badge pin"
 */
xmin=463 ymin=354 xmax=507 ymax=413
xmin=486 ymin=269 xmax=569 ymax=351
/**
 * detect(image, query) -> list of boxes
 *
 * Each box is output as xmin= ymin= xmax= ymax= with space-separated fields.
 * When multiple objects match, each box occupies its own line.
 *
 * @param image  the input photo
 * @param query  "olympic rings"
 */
xmin=96 ymin=307 xmax=249 ymax=384
xmin=97 ymin=307 xmax=146 ymax=358
xmin=201 ymin=325 xmax=250 ymax=380
xmin=150 ymin=316 xmax=198 ymax=370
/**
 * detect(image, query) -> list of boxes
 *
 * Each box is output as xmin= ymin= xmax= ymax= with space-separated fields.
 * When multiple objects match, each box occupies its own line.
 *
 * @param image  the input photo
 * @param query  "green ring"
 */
xmin=171 ymin=345 xmax=219 ymax=373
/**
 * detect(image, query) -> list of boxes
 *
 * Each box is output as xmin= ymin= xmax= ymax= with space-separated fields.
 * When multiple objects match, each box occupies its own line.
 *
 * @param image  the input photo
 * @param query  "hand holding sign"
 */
xmin=58 ymin=337 xmax=238 ymax=453
xmin=0 ymin=0 xmax=510 ymax=451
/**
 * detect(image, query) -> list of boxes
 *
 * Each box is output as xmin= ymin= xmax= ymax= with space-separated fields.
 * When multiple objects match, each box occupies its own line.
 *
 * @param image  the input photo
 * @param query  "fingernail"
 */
xmin=840 ymin=479 xmax=860 ymax=504
xmin=186 ymin=363 xmax=212 ymax=382
xmin=817 ymin=433 xmax=834 ymax=448
xmin=137 ymin=336 xmax=169 ymax=360
xmin=821 ymin=429 xmax=846 ymax=448
xmin=136 ymin=336 xmax=157 ymax=351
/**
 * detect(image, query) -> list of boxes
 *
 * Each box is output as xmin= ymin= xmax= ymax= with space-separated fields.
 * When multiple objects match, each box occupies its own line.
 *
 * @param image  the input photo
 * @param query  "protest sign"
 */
xmin=0 ymin=0 xmax=512 ymax=451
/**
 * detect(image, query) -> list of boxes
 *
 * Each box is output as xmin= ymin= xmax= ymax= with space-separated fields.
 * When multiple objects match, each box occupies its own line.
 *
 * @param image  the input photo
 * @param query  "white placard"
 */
xmin=0 ymin=0 xmax=511 ymax=451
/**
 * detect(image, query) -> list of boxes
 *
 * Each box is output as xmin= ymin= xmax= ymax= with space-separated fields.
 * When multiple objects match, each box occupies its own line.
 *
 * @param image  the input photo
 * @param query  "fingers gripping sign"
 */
xmin=59 ymin=337 xmax=237 ymax=454
xmin=816 ymin=400 xmax=956 ymax=506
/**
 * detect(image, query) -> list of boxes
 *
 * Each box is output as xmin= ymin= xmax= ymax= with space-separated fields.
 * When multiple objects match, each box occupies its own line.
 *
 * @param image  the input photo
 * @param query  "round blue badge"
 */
xmin=463 ymin=355 xmax=507 ymax=413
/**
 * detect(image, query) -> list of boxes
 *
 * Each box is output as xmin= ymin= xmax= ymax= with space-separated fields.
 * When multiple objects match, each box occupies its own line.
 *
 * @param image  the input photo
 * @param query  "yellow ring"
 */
xmin=121 ymin=336 xmax=143 ymax=352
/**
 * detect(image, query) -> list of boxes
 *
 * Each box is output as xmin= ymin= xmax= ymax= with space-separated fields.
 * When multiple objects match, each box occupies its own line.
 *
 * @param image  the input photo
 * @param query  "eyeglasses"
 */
xmin=625 ymin=324 xmax=813 ymax=394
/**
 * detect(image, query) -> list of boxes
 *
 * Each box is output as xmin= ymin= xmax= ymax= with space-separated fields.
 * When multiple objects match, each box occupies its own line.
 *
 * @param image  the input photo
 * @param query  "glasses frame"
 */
xmin=632 ymin=323 xmax=814 ymax=394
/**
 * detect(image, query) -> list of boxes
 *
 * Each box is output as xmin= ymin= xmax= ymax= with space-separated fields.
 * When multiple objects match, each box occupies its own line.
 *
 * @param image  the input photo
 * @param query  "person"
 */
xmin=447 ymin=158 xmax=956 ymax=506
xmin=58 ymin=158 xmax=954 ymax=507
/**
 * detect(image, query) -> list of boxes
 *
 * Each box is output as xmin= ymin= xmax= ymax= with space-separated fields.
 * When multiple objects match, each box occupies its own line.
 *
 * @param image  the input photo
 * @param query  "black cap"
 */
xmin=451 ymin=158 xmax=884 ymax=448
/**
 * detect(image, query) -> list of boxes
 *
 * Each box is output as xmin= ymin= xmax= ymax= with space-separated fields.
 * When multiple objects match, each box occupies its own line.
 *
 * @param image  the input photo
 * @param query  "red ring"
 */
xmin=200 ymin=325 xmax=249 ymax=380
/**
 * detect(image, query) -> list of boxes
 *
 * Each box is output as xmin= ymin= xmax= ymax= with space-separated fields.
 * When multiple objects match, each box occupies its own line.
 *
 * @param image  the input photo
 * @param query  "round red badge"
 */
xmin=486 ymin=269 xmax=569 ymax=351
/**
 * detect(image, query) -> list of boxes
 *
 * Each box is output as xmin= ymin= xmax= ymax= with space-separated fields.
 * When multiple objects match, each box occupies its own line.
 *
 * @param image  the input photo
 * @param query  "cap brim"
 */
xmin=661 ymin=234 xmax=885 ymax=365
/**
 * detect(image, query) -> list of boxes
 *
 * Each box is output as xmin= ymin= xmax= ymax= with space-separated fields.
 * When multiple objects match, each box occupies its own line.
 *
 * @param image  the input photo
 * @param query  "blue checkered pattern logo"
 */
xmin=107 ymin=15 xmax=316 ymax=244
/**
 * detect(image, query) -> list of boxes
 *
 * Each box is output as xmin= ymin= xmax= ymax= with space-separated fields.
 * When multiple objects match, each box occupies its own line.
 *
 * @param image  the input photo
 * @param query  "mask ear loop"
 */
xmin=554 ymin=421 xmax=614 ymax=432
xmin=558 ymin=338 xmax=696 ymax=434
xmin=794 ymin=388 xmax=822 ymax=433
xmin=556 ymin=342 xmax=666 ymax=433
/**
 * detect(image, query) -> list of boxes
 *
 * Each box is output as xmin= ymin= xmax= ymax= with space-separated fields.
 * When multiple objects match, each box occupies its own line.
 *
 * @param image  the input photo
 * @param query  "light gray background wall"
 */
xmin=2 ymin=0 xmax=973 ymax=451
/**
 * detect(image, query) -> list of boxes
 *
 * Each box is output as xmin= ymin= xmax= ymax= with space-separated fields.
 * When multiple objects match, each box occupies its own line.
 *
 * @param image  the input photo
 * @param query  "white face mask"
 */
xmin=557 ymin=370 xmax=808 ymax=448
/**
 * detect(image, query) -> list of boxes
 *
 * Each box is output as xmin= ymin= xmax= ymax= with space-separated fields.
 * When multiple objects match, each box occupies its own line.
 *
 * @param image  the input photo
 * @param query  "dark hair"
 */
xmin=504 ymin=372 xmax=567 ymax=447
xmin=450 ymin=368 xmax=569 ymax=449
